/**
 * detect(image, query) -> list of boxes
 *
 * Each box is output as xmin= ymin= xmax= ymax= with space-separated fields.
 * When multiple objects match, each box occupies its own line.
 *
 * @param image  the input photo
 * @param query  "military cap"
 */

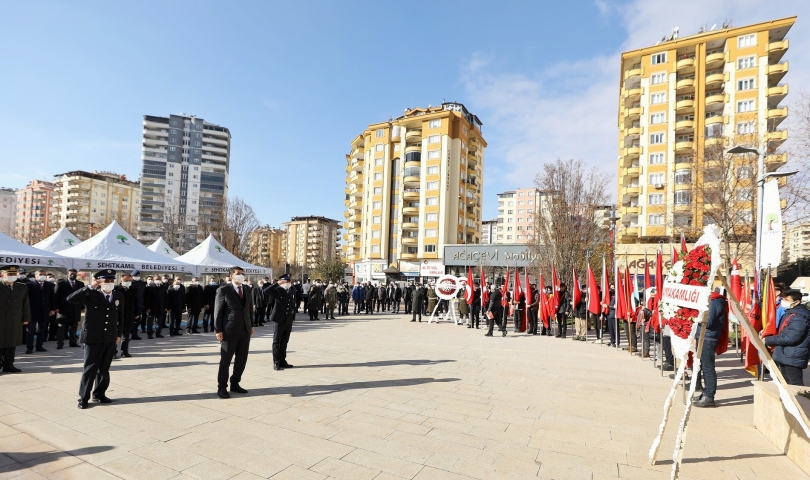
xmin=131 ymin=269 xmax=141 ymax=276
xmin=94 ymin=269 xmax=117 ymax=280
xmin=279 ymin=274 xmax=291 ymax=281
xmin=0 ymin=265 xmax=19 ymax=274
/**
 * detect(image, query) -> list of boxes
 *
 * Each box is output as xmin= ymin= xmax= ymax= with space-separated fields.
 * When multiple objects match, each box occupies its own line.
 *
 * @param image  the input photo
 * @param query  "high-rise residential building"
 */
xmin=784 ymin=223 xmax=810 ymax=264
xmin=494 ymin=187 xmax=553 ymax=244
xmin=138 ymin=113 xmax=231 ymax=251
xmin=617 ymin=17 xmax=793 ymax=247
xmin=480 ymin=219 xmax=497 ymax=244
xmin=344 ymin=102 xmax=486 ymax=271
xmin=0 ymin=187 xmax=16 ymax=236
xmin=51 ymin=171 xmax=141 ymax=240
xmin=15 ymin=180 xmax=56 ymax=244
xmin=282 ymin=216 xmax=341 ymax=268
xmin=247 ymin=225 xmax=285 ymax=268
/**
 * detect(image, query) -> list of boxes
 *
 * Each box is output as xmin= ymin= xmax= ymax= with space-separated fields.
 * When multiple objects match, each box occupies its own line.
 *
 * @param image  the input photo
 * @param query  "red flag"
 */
xmin=501 ymin=266 xmax=510 ymax=308
xmin=644 ymin=258 xmax=651 ymax=291
xmin=524 ymin=269 xmax=531 ymax=331
xmin=600 ymin=256 xmax=609 ymax=315
xmin=587 ymin=262 xmax=600 ymax=315
xmin=761 ymin=273 xmax=778 ymax=338
xmin=481 ymin=265 xmax=489 ymax=306
xmin=616 ymin=270 xmax=626 ymax=320
xmin=680 ymin=232 xmax=688 ymax=255
xmin=571 ymin=266 xmax=581 ymax=311
xmin=740 ymin=275 xmax=760 ymax=376
xmin=671 ymin=239 xmax=678 ymax=264
xmin=538 ymin=271 xmax=549 ymax=328
xmin=515 ymin=268 xmax=525 ymax=332
xmin=551 ymin=263 xmax=560 ymax=313
xmin=730 ymin=259 xmax=741 ymax=303
xmin=624 ymin=265 xmax=633 ymax=321
xmin=466 ymin=267 xmax=474 ymax=305
xmin=650 ymin=249 xmax=664 ymax=333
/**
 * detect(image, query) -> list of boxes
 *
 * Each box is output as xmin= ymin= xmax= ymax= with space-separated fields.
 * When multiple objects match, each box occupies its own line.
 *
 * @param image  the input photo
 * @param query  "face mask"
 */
xmin=155 ymin=280 xmax=162 ymax=285
xmin=47 ymin=277 xmax=55 ymax=283
xmin=100 ymin=283 xmax=115 ymax=293
xmin=192 ymin=280 xmax=199 ymax=285
xmin=122 ymin=281 xmax=132 ymax=288
xmin=232 ymin=274 xmax=245 ymax=284
xmin=133 ymin=276 xmax=140 ymax=281
xmin=37 ymin=275 xmax=46 ymax=282
xmin=281 ymin=282 xmax=291 ymax=290
xmin=781 ymin=300 xmax=794 ymax=310
xmin=69 ymin=274 xmax=77 ymax=280
xmin=5 ymin=276 xmax=18 ymax=283
xmin=148 ymin=280 xmax=154 ymax=285
xmin=211 ymin=281 xmax=217 ymax=285
xmin=174 ymin=285 xmax=181 ymax=290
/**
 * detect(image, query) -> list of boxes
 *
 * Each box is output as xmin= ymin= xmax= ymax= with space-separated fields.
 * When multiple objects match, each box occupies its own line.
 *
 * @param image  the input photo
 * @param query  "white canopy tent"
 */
xmin=33 ymin=227 xmax=82 ymax=252
xmin=175 ymin=235 xmax=271 ymax=277
xmin=147 ymin=237 xmax=180 ymax=258
xmin=0 ymin=231 xmax=73 ymax=269
xmin=59 ymin=221 xmax=193 ymax=273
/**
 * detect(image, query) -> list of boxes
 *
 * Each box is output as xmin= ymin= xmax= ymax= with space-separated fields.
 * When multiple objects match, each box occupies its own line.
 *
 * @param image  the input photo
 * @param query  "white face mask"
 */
xmin=281 ymin=282 xmax=291 ymax=290
xmin=122 ymin=281 xmax=132 ymax=288
xmin=174 ymin=284 xmax=181 ymax=290
xmin=155 ymin=280 xmax=162 ymax=285
xmin=232 ymin=274 xmax=245 ymax=284
xmin=100 ymin=283 xmax=115 ymax=293
xmin=148 ymin=280 xmax=154 ymax=285
xmin=781 ymin=300 xmax=794 ymax=310
xmin=47 ymin=277 xmax=55 ymax=283
xmin=192 ymin=280 xmax=199 ymax=285
xmin=37 ymin=275 xmax=46 ymax=282
xmin=5 ymin=275 xmax=18 ymax=283
xmin=133 ymin=276 xmax=141 ymax=281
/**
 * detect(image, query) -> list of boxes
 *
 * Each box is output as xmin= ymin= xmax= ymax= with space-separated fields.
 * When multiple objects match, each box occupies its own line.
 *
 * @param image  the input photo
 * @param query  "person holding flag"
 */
xmin=587 ymin=262 xmax=602 ymax=342
xmin=512 ymin=269 xmax=525 ymax=333
xmin=555 ymin=282 xmax=572 ymax=339
xmin=693 ymin=287 xmax=729 ymax=408
xmin=469 ymin=281 xmax=482 ymax=329
xmin=764 ymin=288 xmax=810 ymax=386
xmin=527 ymin=282 xmax=539 ymax=335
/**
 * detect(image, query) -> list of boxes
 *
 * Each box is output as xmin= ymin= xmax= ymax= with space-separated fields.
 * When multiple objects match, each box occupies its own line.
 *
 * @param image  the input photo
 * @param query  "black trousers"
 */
xmin=139 ymin=307 xmax=147 ymax=331
xmin=513 ymin=308 xmax=523 ymax=332
xmin=26 ymin=315 xmax=49 ymax=349
xmin=354 ymin=300 xmax=362 ymax=314
xmin=365 ymin=299 xmax=374 ymax=314
xmin=170 ymin=310 xmax=183 ymax=333
xmin=48 ymin=314 xmax=58 ymax=339
xmin=556 ymin=313 xmax=567 ymax=337
xmin=471 ymin=305 xmax=481 ymax=328
xmin=1 ymin=347 xmax=16 ymax=368
xmin=589 ymin=312 xmax=601 ymax=339
xmin=218 ymin=329 xmax=250 ymax=390
xmin=57 ymin=320 xmax=78 ymax=347
xmin=486 ymin=311 xmax=497 ymax=335
xmin=202 ymin=309 xmax=213 ymax=331
xmin=272 ymin=317 xmax=293 ymax=366
xmin=528 ymin=308 xmax=538 ymax=334
xmin=405 ymin=299 xmax=412 ymax=314
xmin=779 ymin=363 xmax=804 ymax=386
xmin=340 ymin=300 xmax=349 ymax=315
xmin=607 ymin=316 xmax=619 ymax=345
xmin=254 ymin=306 xmax=265 ymax=325
xmin=412 ymin=307 xmax=421 ymax=322
xmin=187 ymin=311 xmax=200 ymax=331
xmin=78 ymin=343 xmax=116 ymax=402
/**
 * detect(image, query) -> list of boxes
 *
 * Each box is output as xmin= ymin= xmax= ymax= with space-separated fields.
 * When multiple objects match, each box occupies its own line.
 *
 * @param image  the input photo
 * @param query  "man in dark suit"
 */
xmin=469 ymin=282 xmax=482 ymax=329
xmin=68 ymin=269 xmax=124 ymax=409
xmin=26 ymin=269 xmax=56 ymax=354
xmin=166 ymin=277 xmax=186 ymax=336
xmin=55 ymin=269 xmax=84 ymax=349
xmin=185 ymin=277 xmax=204 ymax=334
xmin=0 ymin=265 xmax=30 ymax=373
xmin=202 ymin=276 xmax=219 ymax=333
xmin=251 ymin=280 xmax=266 ymax=327
xmin=143 ymin=276 xmax=166 ymax=339
xmin=214 ymin=267 xmax=254 ymax=399
xmin=485 ymin=284 xmax=503 ymax=337
xmin=265 ymin=274 xmax=296 ymax=371
xmin=129 ymin=270 xmax=146 ymax=339
xmin=115 ymin=273 xmax=139 ymax=358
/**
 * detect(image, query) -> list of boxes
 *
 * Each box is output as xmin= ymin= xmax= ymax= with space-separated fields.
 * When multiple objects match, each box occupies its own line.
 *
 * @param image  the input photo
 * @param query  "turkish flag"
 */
xmin=466 ymin=267 xmax=474 ymax=304
xmin=571 ymin=266 xmax=581 ymax=311
xmin=600 ymin=256 xmax=609 ymax=315
xmin=481 ymin=265 xmax=489 ymax=306
xmin=551 ymin=263 xmax=560 ymax=313
xmin=501 ymin=266 xmax=510 ymax=308
xmin=538 ymin=271 xmax=549 ymax=328
xmin=616 ymin=270 xmax=626 ymax=321
xmin=515 ymin=268 xmax=525 ymax=332
xmin=587 ymin=262 xmax=600 ymax=315
xmin=761 ymin=273 xmax=778 ymax=338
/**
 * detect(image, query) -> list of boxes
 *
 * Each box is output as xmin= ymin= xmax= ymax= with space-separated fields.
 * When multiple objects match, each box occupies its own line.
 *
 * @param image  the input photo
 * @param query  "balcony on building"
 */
xmin=705 ymin=49 xmax=726 ymax=68
xmin=767 ymin=84 xmax=789 ymax=109
xmin=674 ymin=114 xmax=694 ymax=132
xmin=405 ymin=130 xmax=422 ymax=142
xmin=705 ymin=69 xmax=726 ymax=88
xmin=349 ymin=172 xmax=364 ymax=185
xmin=403 ymin=205 xmax=419 ymax=216
xmin=768 ymin=38 xmax=789 ymax=64
xmin=404 ymin=151 xmax=421 ymax=169
xmin=768 ymin=62 xmax=789 ymax=85
xmin=676 ymin=75 xmax=695 ymax=93
xmin=624 ymin=87 xmax=642 ymax=107
xmin=402 ymin=221 xmax=419 ymax=231
xmin=766 ymin=129 xmax=788 ymax=148
xmin=403 ymin=167 xmax=421 ymax=187
xmin=675 ymin=95 xmax=695 ymax=113
xmin=624 ymin=63 xmax=642 ymax=83
xmin=403 ymin=188 xmax=420 ymax=201
xmin=675 ymin=135 xmax=695 ymax=153
xmin=767 ymin=106 xmax=788 ymax=127
xmin=625 ymin=104 xmax=643 ymax=121
xmin=351 ymin=147 xmax=364 ymax=160
xmin=705 ymin=90 xmax=727 ymax=109
xmin=676 ymin=55 xmax=695 ymax=71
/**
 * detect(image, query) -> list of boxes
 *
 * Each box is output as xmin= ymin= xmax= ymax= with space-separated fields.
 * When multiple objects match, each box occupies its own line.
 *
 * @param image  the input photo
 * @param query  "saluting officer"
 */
xmin=265 ymin=274 xmax=296 ymax=370
xmin=68 ymin=269 xmax=124 ymax=409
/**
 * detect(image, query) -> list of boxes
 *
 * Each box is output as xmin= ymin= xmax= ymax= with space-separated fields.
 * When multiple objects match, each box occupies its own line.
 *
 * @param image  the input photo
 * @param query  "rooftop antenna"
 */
xmin=673 ymin=27 xmax=679 ymax=39
xmin=698 ymin=24 xmax=705 ymax=34
xmin=710 ymin=23 xmax=717 ymax=31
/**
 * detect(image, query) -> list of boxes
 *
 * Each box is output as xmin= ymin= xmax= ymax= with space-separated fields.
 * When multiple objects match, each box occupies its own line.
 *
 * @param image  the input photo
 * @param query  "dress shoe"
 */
xmin=484 ymin=333 xmax=493 ymax=337
xmin=217 ymin=389 xmax=230 ymax=399
xmin=282 ymin=363 xmax=294 ymax=368
xmin=92 ymin=395 xmax=113 ymax=404
xmin=25 ymin=348 xmax=33 ymax=354
xmin=502 ymin=331 xmax=507 ymax=337
xmin=192 ymin=329 xmax=201 ymax=334
xmin=131 ymin=334 xmax=143 ymax=340
xmin=147 ymin=334 xmax=154 ymax=339
xmin=203 ymin=327 xmax=209 ymax=333
xmin=662 ymin=363 xmax=674 ymax=371
xmin=230 ymin=384 xmax=248 ymax=394
xmin=57 ymin=345 xmax=63 ymax=350
xmin=155 ymin=333 xmax=164 ymax=338
xmin=36 ymin=347 xmax=47 ymax=352
xmin=273 ymin=364 xmax=284 ymax=370
xmin=410 ymin=319 xmax=415 ymax=322
xmin=3 ymin=366 xmax=21 ymax=373
xmin=69 ymin=343 xmax=80 ymax=347
xmin=122 ymin=352 xmax=132 ymax=358
xmin=78 ymin=400 xmax=88 ymax=409
xmin=693 ymin=396 xmax=715 ymax=408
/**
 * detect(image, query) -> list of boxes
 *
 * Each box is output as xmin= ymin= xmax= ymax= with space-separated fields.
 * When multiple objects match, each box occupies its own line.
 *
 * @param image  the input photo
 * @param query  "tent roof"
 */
xmin=147 ymin=237 xmax=180 ymax=258
xmin=58 ymin=221 xmax=192 ymax=273
xmin=0 ymin=231 xmax=72 ymax=269
xmin=175 ymin=235 xmax=270 ymax=275
xmin=33 ymin=227 xmax=82 ymax=252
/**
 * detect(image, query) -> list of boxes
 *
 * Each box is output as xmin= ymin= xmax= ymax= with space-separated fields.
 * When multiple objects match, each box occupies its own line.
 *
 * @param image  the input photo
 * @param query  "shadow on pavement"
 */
xmin=2 ymin=446 xmax=114 ymax=471
xmin=294 ymin=359 xmax=456 ymax=369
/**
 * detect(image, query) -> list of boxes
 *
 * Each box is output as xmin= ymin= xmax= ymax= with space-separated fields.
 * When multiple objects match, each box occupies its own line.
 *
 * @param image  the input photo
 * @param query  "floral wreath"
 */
xmin=658 ymin=245 xmax=713 ymax=339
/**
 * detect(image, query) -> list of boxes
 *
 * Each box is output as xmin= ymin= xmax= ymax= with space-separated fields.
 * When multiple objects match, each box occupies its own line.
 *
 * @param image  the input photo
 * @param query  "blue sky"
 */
xmin=1 ymin=0 xmax=808 ymax=227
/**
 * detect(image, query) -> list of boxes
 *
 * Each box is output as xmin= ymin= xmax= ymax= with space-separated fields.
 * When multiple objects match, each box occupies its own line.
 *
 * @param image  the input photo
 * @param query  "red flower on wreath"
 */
xmin=663 ymin=245 xmax=712 ymax=339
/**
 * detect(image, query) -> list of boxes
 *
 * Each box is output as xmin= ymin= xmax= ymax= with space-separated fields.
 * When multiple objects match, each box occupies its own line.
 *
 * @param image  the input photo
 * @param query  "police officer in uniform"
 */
xmin=265 ymin=274 xmax=296 ymax=370
xmin=68 ymin=269 xmax=124 ymax=409
xmin=129 ymin=270 xmax=146 ymax=339
xmin=0 ymin=266 xmax=30 ymax=373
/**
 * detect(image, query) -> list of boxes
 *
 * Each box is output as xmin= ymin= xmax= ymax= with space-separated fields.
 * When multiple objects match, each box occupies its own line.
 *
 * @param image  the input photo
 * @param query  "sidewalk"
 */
xmin=0 ymin=314 xmax=806 ymax=479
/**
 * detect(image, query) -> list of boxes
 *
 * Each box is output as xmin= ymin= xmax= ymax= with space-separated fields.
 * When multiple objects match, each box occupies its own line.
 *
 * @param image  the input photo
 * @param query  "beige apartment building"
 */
xmin=247 ymin=225 xmax=285 ymax=268
xmin=784 ymin=223 xmax=810 ymax=264
xmin=617 ymin=17 xmax=793 ymax=254
xmin=494 ymin=187 xmax=551 ymax=244
xmin=282 ymin=216 xmax=341 ymax=268
xmin=344 ymin=102 xmax=486 ymax=275
xmin=480 ymin=219 xmax=497 ymax=245
xmin=15 ymin=180 xmax=56 ymax=244
xmin=0 ymin=187 xmax=15 ymax=236
xmin=51 ymin=171 xmax=140 ymax=240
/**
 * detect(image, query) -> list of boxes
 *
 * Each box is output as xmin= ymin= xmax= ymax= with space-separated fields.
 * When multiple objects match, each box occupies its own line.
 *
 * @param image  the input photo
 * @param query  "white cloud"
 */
xmin=464 ymin=0 xmax=810 ymax=196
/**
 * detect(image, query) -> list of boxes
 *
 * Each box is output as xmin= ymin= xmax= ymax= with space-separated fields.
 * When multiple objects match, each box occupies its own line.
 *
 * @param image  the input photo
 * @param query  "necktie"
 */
xmin=105 ymin=294 xmax=111 ymax=303
xmin=237 ymin=286 xmax=243 ymax=298
xmin=70 ymin=282 xmax=74 ymax=288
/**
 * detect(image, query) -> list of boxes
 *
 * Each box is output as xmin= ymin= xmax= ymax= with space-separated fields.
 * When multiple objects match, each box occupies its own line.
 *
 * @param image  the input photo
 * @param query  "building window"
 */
xmin=737 ymin=100 xmax=755 ymax=112
xmin=649 ymin=153 xmax=665 ymax=164
xmin=427 ymin=182 xmax=439 ymax=190
xmin=650 ymin=173 xmax=664 ymax=184
xmin=424 ymin=244 xmax=437 ymax=253
xmin=649 ymin=194 xmax=663 ymax=204
xmin=426 ymin=197 xmax=438 ymax=206
xmin=371 ymin=245 xmax=380 ymax=253
xmin=650 ymin=92 xmax=666 ymax=104
xmin=738 ymin=56 xmax=756 ymax=70
xmin=428 ymin=135 xmax=440 ymax=143
xmin=428 ymin=119 xmax=441 ymax=128
xmin=737 ymin=189 xmax=754 ymax=201
xmin=648 ymin=214 xmax=664 ymax=225
xmin=375 ymin=144 xmax=384 ymax=152
xmin=737 ymin=122 xmax=755 ymax=134
xmin=375 ymin=129 xmax=384 ymax=137
xmin=373 ymin=187 xmax=382 ymax=194
xmin=427 ymin=150 xmax=440 ymax=159
xmin=394 ymin=144 xmax=400 ymax=152
xmin=651 ymin=53 xmax=667 ymax=65
xmin=373 ymin=216 xmax=381 ymax=224
xmin=650 ymin=133 xmax=665 ymax=144
xmin=738 ymin=78 xmax=755 ymax=91
xmin=372 ymin=230 xmax=381 ymax=238
xmin=650 ymin=113 xmax=665 ymax=124
xmin=650 ymin=72 xmax=666 ymax=85
xmin=674 ymin=190 xmax=691 ymax=205
xmin=375 ymin=158 xmax=383 ymax=166
xmin=738 ymin=34 xmax=756 ymax=48
xmin=427 ymin=166 xmax=439 ymax=174
xmin=425 ymin=229 xmax=437 ymax=237
xmin=737 ymin=166 xmax=753 ymax=177
xmin=372 ymin=201 xmax=381 ymax=209
xmin=374 ymin=173 xmax=383 ymax=180
xmin=426 ymin=213 xmax=438 ymax=221
xmin=674 ymin=169 xmax=691 ymax=184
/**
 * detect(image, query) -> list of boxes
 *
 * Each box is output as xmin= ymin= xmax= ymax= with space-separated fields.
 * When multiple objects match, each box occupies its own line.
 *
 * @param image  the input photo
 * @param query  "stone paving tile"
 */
xmin=0 ymin=313 xmax=807 ymax=479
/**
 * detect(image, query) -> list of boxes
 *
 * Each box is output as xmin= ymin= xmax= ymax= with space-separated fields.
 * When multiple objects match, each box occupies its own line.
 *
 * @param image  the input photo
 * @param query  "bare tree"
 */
xmin=530 ymin=159 xmax=612 ymax=283
xmin=206 ymin=196 xmax=259 ymax=258
xmin=783 ymin=91 xmax=810 ymax=223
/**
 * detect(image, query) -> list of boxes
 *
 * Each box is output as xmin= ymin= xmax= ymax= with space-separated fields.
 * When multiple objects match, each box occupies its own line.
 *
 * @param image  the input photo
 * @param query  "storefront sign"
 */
xmin=420 ymin=260 xmax=445 ymax=277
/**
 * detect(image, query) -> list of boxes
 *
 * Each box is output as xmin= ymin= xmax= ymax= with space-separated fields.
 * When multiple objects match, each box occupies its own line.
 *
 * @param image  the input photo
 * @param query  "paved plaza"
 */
xmin=0 ymin=312 xmax=807 ymax=480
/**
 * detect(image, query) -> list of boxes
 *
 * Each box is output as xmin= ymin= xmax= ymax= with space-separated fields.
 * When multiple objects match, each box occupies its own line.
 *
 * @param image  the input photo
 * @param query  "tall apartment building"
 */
xmin=494 ymin=187 xmax=551 ymax=244
xmin=282 ymin=216 xmax=341 ymax=268
xmin=784 ymin=223 xmax=810 ymax=264
xmin=617 ymin=17 xmax=793 ymax=247
xmin=51 ymin=171 xmax=141 ymax=240
xmin=344 ymin=102 xmax=486 ymax=271
xmin=138 ymin=114 xmax=231 ymax=251
xmin=247 ymin=225 xmax=285 ymax=268
xmin=480 ymin=219 xmax=497 ymax=244
xmin=0 ymin=188 xmax=16 ymax=236
xmin=15 ymin=180 xmax=55 ymax=244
